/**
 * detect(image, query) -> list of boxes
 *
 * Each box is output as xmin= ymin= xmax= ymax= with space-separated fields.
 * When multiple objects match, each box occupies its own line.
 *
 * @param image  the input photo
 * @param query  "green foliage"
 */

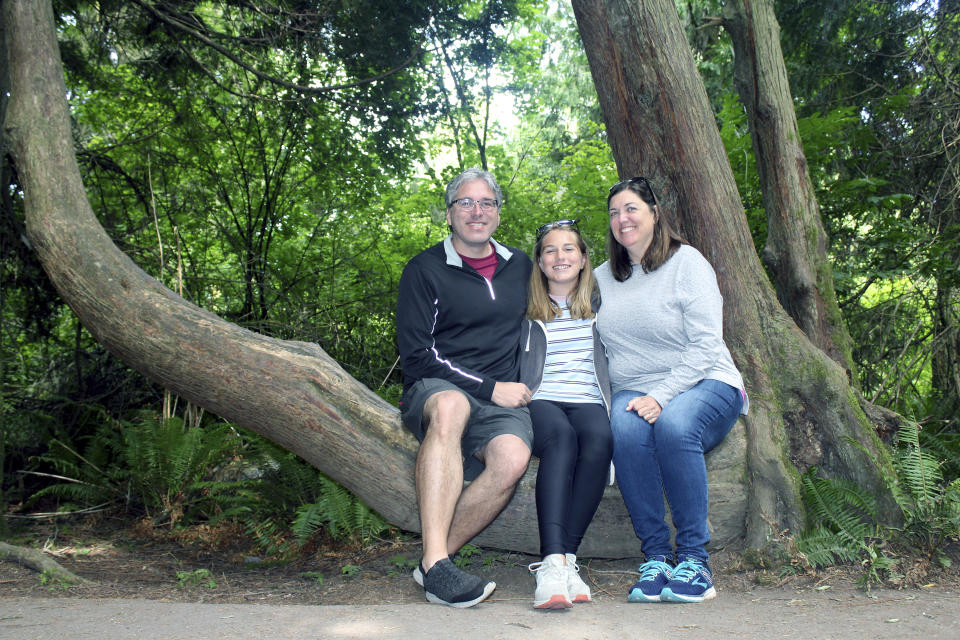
xmin=453 ymin=543 xmax=481 ymax=568
xmin=798 ymin=421 xmax=960 ymax=584
xmin=27 ymin=415 xmax=128 ymax=512
xmin=340 ymin=564 xmax=361 ymax=578
xmin=24 ymin=409 xmax=389 ymax=556
xmin=291 ymin=476 xmax=391 ymax=544
xmin=39 ymin=569 xmax=73 ymax=591
xmin=388 ymin=553 xmax=418 ymax=576
xmin=29 ymin=412 xmax=243 ymax=525
xmin=213 ymin=437 xmax=392 ymax=557
xmin=176 ymin=568 xmax=217 ymax=589
xmin=881 ymin=424 xmax=960 ymax=560
xmin=123 ymin=415 xmax=244 ymax=525
xmin=797 ymin=467 xmax=891 ymax=585
xmin=299 ymin=571 xmax=324 ymax=584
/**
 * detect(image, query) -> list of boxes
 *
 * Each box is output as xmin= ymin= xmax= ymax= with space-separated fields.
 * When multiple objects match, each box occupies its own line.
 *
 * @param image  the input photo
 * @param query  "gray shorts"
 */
xmin=400 ymin=378 xmax=533 ymax=481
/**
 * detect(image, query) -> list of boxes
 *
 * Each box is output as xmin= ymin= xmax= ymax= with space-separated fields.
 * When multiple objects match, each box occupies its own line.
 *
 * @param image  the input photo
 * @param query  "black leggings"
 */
xmin=529 ymin=399 xmax=613 ymax=557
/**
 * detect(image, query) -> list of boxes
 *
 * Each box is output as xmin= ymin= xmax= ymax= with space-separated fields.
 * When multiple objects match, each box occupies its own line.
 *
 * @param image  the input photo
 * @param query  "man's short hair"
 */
xmin=445 ymin=168 xmax=504 ymax=209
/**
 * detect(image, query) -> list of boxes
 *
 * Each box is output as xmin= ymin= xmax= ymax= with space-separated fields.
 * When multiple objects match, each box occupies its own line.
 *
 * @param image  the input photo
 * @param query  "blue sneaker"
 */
xmin=660 ymin=557 xmax=716 ymax=603
xmin=627 ymin=556 xmax=673 ymax=602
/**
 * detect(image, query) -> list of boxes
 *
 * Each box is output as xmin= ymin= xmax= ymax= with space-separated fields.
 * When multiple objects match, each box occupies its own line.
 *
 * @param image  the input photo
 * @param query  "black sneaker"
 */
xmin=412 ymin=555 xmax=453 ymax=586
xmin=412 ymin=562 xmax=426 ymax=586
xmin=421 ymin=558 xmax=496 ymax=608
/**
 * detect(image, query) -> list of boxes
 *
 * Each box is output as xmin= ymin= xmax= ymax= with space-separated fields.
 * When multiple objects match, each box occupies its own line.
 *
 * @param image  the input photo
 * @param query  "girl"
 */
xmin=520 ymin=220 xmax=612 ymax=609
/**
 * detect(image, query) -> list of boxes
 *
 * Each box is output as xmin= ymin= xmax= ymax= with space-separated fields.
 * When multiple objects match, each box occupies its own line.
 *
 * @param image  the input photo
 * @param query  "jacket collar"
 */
xmin=443 ymin=235 xmax=514 ymax=267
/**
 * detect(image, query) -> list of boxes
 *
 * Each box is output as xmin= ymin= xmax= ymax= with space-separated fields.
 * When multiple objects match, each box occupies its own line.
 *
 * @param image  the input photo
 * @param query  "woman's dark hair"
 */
xmin=606 ymin=177 xmax=684 ymax=281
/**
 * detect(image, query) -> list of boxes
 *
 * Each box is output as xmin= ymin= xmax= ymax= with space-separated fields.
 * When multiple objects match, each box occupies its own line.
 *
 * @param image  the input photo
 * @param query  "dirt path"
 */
xmin=3 ymin=586 xmax=958 ymax=640
xmin=3 ymin=521 xmax=958 ymax=639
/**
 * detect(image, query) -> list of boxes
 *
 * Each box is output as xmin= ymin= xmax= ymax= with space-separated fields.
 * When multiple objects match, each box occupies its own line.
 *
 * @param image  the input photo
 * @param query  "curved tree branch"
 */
xmin=0 ymin=541 xmax=96 ymax=586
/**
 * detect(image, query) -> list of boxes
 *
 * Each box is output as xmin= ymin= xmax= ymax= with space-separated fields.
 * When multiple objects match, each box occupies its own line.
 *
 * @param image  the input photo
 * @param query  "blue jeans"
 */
xmin=610 ymin=379 xmax=743 ymax=563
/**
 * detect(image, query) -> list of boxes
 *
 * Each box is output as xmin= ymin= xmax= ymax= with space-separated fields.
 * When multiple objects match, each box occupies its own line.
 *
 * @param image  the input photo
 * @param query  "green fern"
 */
xmin=917 ymin=424 xmax=959 ymax=480
xmin=887 ymin=424 xmax=960 ymax=553
xmin=27 ymin=423 xmax=127 ymax=511
xmin=799 ymin=420 xmax=960 ymax=583
xmin=800 ymin=468 xmax=879 ymax=545
xmin=849 ymin=422 xmax=960 ymax=555
xmin=291 ymin=474 xmax=389 ymax=544
xmin=121 ymin=413 xmax=244 ymax=525
xmin=796 ymin=467 xmax=892 ymax=583
xmin=213 ymin=436 xmax=392 ymax=556
xmin=797 ymin=525 xmax=863 ymax=567
xmin=25 ymin=411 xmax=392 ymax=554
xmin=892 ymin=422 xmax=944 ymax=514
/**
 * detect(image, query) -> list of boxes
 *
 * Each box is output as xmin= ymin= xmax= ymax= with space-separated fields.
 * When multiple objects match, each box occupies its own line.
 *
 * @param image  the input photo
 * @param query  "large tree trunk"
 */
xmin=722 ymin=0 xmax=857 ymax=379
xmin=570 ymin=0 xmax=896 ymax=547
xmin=2 ymin=0 xmax=649 ymax=558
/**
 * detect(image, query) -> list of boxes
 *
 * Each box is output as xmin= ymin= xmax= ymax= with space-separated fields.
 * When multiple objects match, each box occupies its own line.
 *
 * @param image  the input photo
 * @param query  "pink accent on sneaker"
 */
xmin=534 ymin=593 xmax=573 ymax=609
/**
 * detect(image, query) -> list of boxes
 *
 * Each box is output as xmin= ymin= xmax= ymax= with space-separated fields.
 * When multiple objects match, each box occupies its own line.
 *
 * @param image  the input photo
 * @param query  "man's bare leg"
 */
xmin=416 ymin=390 xmax=470 ymax=571
xmin=445 ymin=433 xmax=531 ymax=554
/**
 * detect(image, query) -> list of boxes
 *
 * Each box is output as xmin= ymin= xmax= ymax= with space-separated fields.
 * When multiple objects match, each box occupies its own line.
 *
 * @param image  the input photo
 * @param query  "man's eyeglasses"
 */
xmin=451 ymin=197 xmax=499 ymax=212
xmin=536 ymin=219 xmax=579 ymax=241
xmin=609 ymin=176 xmax=659 ymax=207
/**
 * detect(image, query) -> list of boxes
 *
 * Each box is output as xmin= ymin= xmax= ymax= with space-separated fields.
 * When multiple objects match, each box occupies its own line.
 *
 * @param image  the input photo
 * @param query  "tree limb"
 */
xmin=0 ymin=541 xmax=96 ymax=585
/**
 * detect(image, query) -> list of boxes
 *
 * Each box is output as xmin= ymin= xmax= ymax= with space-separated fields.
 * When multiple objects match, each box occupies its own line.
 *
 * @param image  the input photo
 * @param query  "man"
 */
xmin=396 ymin=168 xmax=534 ymax=608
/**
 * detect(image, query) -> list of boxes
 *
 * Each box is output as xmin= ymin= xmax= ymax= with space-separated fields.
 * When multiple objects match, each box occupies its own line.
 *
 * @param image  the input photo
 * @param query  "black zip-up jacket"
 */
xmin=396 ymin=236 xmax=532 ymax=401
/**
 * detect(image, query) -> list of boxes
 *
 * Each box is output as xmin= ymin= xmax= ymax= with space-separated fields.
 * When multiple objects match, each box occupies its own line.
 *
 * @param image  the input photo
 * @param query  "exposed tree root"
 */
xmin=0 ymin=541 xmax=96 ymax=585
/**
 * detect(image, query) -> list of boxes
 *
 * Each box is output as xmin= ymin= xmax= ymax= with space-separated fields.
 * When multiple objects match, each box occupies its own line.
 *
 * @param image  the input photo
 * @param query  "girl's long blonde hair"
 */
xmin=527 ymin=225 xmax=597 ymax=322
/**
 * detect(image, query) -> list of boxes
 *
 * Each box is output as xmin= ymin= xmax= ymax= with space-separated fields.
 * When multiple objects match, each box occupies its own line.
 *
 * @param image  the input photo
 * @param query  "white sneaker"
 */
xmin=565 ymin=553 xmax=591 ymax=603
xmin=528 ymin=554 xmax=572 ymax=609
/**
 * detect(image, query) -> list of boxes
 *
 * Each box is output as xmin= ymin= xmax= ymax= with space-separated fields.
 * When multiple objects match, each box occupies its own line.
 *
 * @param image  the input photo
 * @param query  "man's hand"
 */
xmin=491 ymin=382 xmax=533 ymax=408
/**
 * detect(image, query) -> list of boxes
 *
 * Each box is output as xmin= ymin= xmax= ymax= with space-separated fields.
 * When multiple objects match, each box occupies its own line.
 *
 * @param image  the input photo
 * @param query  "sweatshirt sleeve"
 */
xmin=396 ymin=258 xmax=496 ymax=400
xmin=646 ymin=250 xmax=729 ymax=408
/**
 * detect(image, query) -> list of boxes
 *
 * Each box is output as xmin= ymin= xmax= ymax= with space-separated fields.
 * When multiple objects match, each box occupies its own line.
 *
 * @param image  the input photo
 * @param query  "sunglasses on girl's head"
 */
xmin=535 ymin=219 xmax=579 ymax=240
xmin=609 ymin=176 xmax=659 ymax=207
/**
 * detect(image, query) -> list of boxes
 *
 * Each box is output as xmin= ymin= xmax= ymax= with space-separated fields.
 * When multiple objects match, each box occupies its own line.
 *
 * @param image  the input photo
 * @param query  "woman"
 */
xmin=520 ymin=220 xmax=612 ymax=609
xmin=596 ymin=177 xmax=747 ymax=604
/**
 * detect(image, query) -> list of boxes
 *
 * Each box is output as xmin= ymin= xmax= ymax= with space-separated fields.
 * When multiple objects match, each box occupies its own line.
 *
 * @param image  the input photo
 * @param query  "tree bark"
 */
xmin=570 ymin=0 xmax=896 ymax=547
xmin=722 ymin=0 xmax=857 ymax=380
xmin=0 ymin=541 xmax=96 ymax=585
xmin=2 ymin=0 xmax=646 ymax=558
xmin=932 ymin=282 xmax=960 ymax=410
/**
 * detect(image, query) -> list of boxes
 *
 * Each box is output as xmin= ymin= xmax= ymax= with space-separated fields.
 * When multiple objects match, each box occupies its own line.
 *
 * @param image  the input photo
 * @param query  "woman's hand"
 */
xmin=625 ymin=395 xmax=662 ymax=423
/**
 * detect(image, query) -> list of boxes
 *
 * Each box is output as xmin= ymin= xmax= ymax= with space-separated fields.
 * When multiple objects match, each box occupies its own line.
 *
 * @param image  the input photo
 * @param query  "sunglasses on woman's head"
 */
xmin=609 ymin=176 xmax=659 ymax=207
xmin=535 ymin=219 xmax=580 ymax=241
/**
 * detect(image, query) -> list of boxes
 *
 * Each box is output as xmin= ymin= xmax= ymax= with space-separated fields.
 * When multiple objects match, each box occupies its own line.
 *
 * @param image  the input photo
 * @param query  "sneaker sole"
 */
xmin=627 ymin=588 xmax=662 ymax=603
xmin=425 ymin=580 xmax=496 ymax=608
xmin=534 ymin=594 xmax=573 ymax=609
xmin=659 ymin=586 xmax=716 ymax=603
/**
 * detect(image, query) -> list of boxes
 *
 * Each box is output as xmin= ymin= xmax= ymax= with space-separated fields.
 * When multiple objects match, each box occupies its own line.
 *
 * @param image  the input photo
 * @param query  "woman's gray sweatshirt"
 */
xmin=594 ymin=244 xmax=747 ymax=413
